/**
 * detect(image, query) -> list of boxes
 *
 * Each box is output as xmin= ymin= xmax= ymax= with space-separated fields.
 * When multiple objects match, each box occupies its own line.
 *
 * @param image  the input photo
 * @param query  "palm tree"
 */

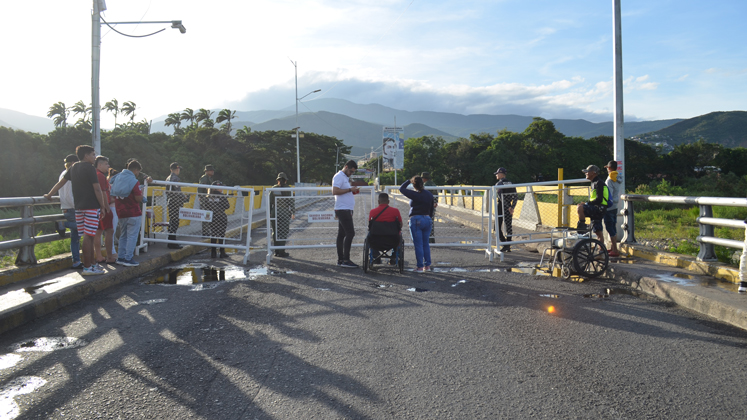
xmin=47 ymin=102 xmax=69 ymax=128
xmin=121 ymin=101 xmax=136 ymax=122
xmin=71 ymin=100 xmax=91 ymax=129
xmin=216 ymin=109 xmax=237 ymax=134
xmin=180 ymin=108 xmax=195 ymax=128
xmin=102 ymin=99 xmax=120 ymax=127
xmin=195 ymin=108 xmax=214 ymax=127
xmin=164 ymin=112 xmax=182 ymax=131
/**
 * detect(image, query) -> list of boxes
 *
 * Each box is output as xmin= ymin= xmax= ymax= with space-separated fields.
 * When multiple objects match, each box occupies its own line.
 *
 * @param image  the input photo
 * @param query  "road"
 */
xmin=1 ymin=238 xmax=746 ymax=419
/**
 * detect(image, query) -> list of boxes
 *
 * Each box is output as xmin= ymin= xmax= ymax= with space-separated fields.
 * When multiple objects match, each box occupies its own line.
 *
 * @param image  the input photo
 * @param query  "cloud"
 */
xmin=225 ymin=72 xmax=636 ymax=122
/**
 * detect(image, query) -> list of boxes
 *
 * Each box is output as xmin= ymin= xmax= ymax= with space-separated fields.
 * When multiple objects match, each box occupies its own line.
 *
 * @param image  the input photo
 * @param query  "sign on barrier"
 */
xmin=308 ymin=211 xmax=336 ymax=223
xmin=179 ymin=208 xmax=213 ymax=222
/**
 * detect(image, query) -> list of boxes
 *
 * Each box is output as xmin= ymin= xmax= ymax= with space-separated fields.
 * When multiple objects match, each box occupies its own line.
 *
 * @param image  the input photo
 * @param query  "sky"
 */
xmin=1 ymin=0 xmax=745 ymax=128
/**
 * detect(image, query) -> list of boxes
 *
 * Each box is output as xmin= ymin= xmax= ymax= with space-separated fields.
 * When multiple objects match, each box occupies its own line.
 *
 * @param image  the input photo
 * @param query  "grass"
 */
xmin=634 ymin=205 xmax=747 ymax=266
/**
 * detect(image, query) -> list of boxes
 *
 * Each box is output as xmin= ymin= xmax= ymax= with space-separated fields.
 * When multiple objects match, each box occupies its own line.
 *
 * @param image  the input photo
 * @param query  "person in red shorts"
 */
xmin=45 ymin=145 xmax=109 ymax=276
xmin=368 ymin=193 xmax=402 ymax=265
xmin=93 ymin=156 xmax=117 ymax=264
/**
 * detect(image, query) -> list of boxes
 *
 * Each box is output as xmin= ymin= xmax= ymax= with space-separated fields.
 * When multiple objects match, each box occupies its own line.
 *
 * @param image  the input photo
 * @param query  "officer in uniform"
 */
xmin=421 ymin=172 xmax=437 ymax=244
xmin=198 ymin=164 xmax=215 ymax=236
xmin=494 ymin=167 xmax=517 ymax=252
xmin=269 ymin=172 xmax=295 ymax=257
xmin=165 ymin=162 xmax=186 ymax=249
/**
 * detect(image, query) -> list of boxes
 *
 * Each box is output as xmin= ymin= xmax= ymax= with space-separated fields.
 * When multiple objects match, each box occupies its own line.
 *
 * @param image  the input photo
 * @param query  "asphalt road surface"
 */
xmin=1 ymin=242 xmax=746 ymax=419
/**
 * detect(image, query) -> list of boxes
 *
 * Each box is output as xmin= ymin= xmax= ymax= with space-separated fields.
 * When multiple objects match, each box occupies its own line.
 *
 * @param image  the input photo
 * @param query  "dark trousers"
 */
xmin=271 ymin=219 xmax=287 ymax=248
xmin=335 ymin=210 xmax=355 ymax=261
xmin=497 ymin=203 xmax=513 ymax=243
xmin=167 ymin=200 xmax=181 ymax=234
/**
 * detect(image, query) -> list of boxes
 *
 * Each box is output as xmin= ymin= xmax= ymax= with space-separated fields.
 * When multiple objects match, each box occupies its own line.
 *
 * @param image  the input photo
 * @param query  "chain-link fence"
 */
xmin=141 ymin=180 xmax=255 ymax=264
xmin=266 ymin=186 xmax=376 ymax=263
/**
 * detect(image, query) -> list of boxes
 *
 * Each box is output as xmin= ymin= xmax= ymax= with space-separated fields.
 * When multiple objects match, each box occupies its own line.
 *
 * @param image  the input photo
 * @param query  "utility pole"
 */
xmin=613 ymin=0 xmax=625 ymax=240
xmin=91 ymin=0 xmax=105 ymax=155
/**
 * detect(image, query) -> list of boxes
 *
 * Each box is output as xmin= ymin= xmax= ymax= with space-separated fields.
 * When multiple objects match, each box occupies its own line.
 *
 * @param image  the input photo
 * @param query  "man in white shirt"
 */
xmin=54 ymin=154 xmax=82 ymax=269
xmin=332 ymin=160 xmax=360 ymax=268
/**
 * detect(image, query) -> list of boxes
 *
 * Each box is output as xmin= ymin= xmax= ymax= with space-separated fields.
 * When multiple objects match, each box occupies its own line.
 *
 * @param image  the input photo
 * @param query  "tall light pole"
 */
xmin=91 ymin=0 xmax=186 ymax=155
xmin=613 ymin=0 xmax=625 ymax=240
xmin=290 ymin=59 xmax=320 ymax=183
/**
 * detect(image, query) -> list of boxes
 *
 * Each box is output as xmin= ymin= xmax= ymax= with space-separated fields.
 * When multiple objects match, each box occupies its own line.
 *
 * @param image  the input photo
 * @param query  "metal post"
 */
xmin=557 ymin=168 xmax=563 ymax=227
xmin=294 ymin=60 xmax=300 ymax=183
xmin=91 ymin=0 xmax=104 ymax=155
xmin=613 ymin=0 xmax=625 ymax=242
xmin=621 ymin=198 xmax=636 ymax=244
xmin=697 ymin=204 xmax=718 ymax=261
xmin=15 ymin=205 xmax=36 ymax=265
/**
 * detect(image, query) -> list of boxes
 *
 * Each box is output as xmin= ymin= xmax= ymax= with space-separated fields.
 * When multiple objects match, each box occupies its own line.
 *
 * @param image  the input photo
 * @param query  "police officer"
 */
xmin=494 ymin=167 xmax=517 ymax=252
xmin=269 ymin=172 xmax=295 ymax=257
xmin=165 ymin=162 xmax=186 ymax=249
xmin=198 ymin=164 xmax=215 ymax=236
xmin=421 ymin=172 xmax=437 ymax=244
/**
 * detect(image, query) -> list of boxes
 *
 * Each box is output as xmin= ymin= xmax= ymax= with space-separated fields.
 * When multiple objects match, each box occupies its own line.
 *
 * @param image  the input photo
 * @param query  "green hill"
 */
xmin=645 ymin=111 xmax=747 ymax=147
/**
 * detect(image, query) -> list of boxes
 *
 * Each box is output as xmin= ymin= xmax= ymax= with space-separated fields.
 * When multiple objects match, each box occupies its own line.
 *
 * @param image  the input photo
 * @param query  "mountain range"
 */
xmin=3 ymin=99 xmax=743 ymax=156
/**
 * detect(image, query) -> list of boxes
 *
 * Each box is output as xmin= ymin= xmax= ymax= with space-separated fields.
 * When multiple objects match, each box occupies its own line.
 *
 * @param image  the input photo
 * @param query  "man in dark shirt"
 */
xmin=269 ymin=172 xmax=295 ymax=257
xmin=165 ymin=162 xmax=186 ymax=249
xmin=576 ymin=165 xmax=609 ymax=241
xmin=45 ymin=145 xmax=108 ymax=275
xmin=198 ymin=164 xmax=215 ymax=236
xmin=368 ymin=193 xmax=402 ymax=264
xmin=494 ymin=167 xmax=517 ymax=253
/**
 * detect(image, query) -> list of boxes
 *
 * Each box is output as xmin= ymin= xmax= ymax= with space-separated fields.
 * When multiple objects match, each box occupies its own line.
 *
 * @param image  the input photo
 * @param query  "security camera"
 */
xmin=171 ymin=21 xmax=186 ymax=34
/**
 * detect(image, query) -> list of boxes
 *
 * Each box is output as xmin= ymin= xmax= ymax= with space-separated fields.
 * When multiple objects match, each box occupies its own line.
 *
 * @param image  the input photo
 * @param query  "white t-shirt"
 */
xmin=332 ymin=170 xmax=355 ymax=210
xmin=58 ymin=170 xmax=75 ymax=210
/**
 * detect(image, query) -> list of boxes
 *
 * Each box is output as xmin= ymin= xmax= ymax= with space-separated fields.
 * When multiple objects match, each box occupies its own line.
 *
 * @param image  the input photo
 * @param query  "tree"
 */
xmin=216 ymin=109 xmax=237 ymax=134
xmin=121 ymin=101 xmax=136 ymax=122
xmin=47 ymin=102 xmax=69 ymax=128
xmin=196 ymin=108 xmax=214 ymax=128
xmin=71 ymin=100 xmax=92 ymax=130
xmin=180 ymin=108 xmax=196 ymax=128
xmin=403 ymin=136 xmax=446 ymax=181
xmin=164 ymin=113 xmax=182 ymax=133
xmin=102 ymin=99 xmax=120 ymax=127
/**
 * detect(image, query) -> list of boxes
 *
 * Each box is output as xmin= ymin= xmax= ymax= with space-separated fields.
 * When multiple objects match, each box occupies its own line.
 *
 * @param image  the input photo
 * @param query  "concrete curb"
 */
xmin=620 ymin=243 xmax=740 ymax=284
xmin=608 ymin=264 xmax=747 ymax=331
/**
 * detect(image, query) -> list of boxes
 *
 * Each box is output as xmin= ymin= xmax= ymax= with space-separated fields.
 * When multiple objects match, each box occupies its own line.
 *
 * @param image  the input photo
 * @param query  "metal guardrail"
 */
xmin=620 ymin=194 xmax=747 ymax=262
xmin=0 ymin=196 xmax=66 ymax=265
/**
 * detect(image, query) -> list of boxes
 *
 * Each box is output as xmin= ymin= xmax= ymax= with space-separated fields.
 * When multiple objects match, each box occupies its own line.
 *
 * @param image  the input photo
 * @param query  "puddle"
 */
xmin=190 ymin=283 xmax=219 ymax=292
xmin=371 ymin=284 xmax=392 ymax=289
xmin=138 ymin=299 xmax=167 ymax=305
xmin=606 ymin=288 xmax=643 ymax=297
xmin=10 ymin=337 xmax=88 ymax=353
xmin=436 ymin=262 xmax=452 ymax=265
xmin=0 ymin=376 xmax=47 ymax=419
xmin=0 ymin=354 xmax=22 ymax=370
xmin=143 ymin=264 xmax=270 ymax=285
xmin=539 ymin=294 xmax=559 ymax=298
xmin=506 ymin=267 xmax=552 ymax=277
xmin=451 ymin=280 xmax=467 ymax=287
xmin=583 ymin=293 xmax=609 ymax=299
xmin=406 ymin=288 xmax=429 ymax=292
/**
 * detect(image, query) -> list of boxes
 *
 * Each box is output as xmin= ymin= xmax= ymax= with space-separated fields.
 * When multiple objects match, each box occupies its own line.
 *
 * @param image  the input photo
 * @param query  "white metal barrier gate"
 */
xmin=493 ymin=178 xmax=590 ymax=262
xmin=266 ymin=186 xmax=376 ymax=264
xmin=141 ymin=180 xmax=255 ymax=264
xmin=384 ymin=185 xmax=494 ymax=262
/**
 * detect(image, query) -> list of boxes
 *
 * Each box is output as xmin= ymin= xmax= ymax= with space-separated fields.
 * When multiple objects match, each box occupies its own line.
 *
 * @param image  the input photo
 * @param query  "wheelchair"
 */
xmin=539 ymin=214 xmax=609 ymax=280
xmin=363 ymin=220 xmax=405 ymax=274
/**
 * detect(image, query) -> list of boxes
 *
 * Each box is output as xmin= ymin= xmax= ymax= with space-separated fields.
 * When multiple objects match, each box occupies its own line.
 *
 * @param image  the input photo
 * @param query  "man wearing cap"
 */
xmin=422 ymin=172 xmax=437 ymax=243
xmin=269 ymin=172 xmax=295 ymax=257
xmin=51 ymin=154 xmax=82 ymax=269
xmin=604 ymin=161 xmax=622 ymax=257
xmin=165 ymin=162 xmax=187 ymax=249
xmin=494 ymin=167 xmax=518 ymax=252
xmin=577 ymin=165 xmax=609 ymax=242
xmin=198 ymin=165 xmax=215 ymax=236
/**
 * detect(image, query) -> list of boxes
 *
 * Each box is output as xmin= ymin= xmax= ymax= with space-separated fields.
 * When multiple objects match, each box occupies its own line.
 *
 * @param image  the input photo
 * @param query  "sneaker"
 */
xmin=576 ymin=222 xmax=588 ymax=232
xmin=72 ymin=262 xmax=83 ymax=270
xmin=500 ymin=246 xmax=511 ymax=253
xmin=116 ymin=258 xmax=126 ymax=265
xmin=337 ymin=260 xmax=343 ymax=266
xmin=81 ymin=265 xmax=104 ymax=276
xmin=120 ymin=259 xmax=139 ymax=267
xmin=739 ymin=282 xmax=747 ymax=293
xmin=339 ymin=260 xmax=359 ymax=269
xmin=415 ymin=267 xmax=426 ymax=272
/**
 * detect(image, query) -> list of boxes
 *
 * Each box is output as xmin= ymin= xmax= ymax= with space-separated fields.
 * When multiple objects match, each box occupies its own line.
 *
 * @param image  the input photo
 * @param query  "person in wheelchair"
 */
xmin=576 ymin=164 xmax=609 ymax=242
xmin=367 ymin=193 xmax=403 ymax=265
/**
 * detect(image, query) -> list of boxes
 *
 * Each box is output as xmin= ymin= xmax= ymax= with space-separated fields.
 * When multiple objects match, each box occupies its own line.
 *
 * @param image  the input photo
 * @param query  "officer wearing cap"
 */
xmin=494 ymin=167 xmax=517 ymax=252
xmin=577 ymin=164 xmax=609 ymax=242
xmin=421 ymin=172 xmax=437 ymax=243
xmin=198 ymin=165 xmax=215 ymax=236
xmin=165 ymin=162 xmax=187 ymax=249
xmin=269 ymin=172 xmax=295 ymax=257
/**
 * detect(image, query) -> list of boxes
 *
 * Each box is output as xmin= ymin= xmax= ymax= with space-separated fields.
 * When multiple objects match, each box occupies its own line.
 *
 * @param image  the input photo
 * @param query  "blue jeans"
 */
xmin=118 ymin=217 xmax=141 ymax=261
xmin=63 ymin=209 xmax=81 ymax=265
xmin=409 ymin=215 xmax=432 ymax=268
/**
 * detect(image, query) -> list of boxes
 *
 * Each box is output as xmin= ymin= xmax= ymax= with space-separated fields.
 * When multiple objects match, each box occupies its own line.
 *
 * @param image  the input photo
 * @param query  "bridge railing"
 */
xmin=621 ymin=194 xmax=747 ymax=265
xmin=0 ymin=197 xmax=66 ymax=265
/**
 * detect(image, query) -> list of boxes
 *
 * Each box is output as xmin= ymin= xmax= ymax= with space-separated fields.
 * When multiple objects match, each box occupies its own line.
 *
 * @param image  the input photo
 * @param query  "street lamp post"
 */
xmin=290 ymin=60 xmax=320 ymax=184
xmin=91 ymin=0 xmax=185 ymax=155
